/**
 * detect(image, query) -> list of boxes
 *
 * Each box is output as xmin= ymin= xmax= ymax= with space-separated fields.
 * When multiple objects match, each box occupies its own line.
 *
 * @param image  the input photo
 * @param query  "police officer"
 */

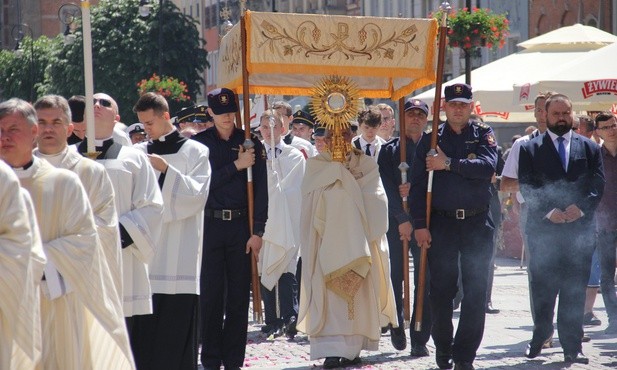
xmin=192 ymin=88 xmax=268 ymax=370
xmin=378 ymin=98 xmax=432 ymax=356
xmin=409 ymin=83 xmax=497 ymax=370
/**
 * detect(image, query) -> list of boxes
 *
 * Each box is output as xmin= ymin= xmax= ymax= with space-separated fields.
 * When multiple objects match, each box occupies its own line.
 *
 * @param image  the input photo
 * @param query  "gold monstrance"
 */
xmin=310 ymin=75 xmax=360 ymax=162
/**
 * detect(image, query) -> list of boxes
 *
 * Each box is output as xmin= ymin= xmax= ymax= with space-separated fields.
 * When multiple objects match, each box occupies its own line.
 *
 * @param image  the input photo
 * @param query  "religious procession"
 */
xmin=1 ymin=1 xmax=617 ymax=370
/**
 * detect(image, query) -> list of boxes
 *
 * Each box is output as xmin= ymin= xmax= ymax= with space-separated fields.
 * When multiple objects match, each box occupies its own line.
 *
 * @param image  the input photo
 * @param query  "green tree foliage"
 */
xmin=45 ymin=0 xmax=208 ymax=122
xmin=0 ymin=36 xmax=61 ymax=102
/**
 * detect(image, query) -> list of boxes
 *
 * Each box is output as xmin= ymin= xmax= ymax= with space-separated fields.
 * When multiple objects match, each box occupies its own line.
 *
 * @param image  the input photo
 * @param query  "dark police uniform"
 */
xmin=192 ymin=89 xmax=268 ymax=370
xmin=409 ymin=85 xmax=497 ymax=367
xmin=377 ymin=99 xmax=432 ymax=353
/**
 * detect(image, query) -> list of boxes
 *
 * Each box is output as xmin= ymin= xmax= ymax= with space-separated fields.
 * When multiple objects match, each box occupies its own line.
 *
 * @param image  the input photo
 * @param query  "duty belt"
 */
xmin=205 ymin=208 xmax=247 ymax=221
xmin=432 ymin=207 xmax=488 ymax=220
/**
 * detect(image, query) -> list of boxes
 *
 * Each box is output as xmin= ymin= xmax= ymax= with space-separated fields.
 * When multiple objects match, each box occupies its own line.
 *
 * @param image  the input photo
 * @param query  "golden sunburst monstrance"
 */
xmin=310 ymin=75 xmax=360 ymax=162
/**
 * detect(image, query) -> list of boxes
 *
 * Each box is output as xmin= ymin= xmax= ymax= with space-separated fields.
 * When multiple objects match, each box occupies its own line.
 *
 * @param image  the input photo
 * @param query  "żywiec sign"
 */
xmin=582 ymin=79 xmax=617 ymax=99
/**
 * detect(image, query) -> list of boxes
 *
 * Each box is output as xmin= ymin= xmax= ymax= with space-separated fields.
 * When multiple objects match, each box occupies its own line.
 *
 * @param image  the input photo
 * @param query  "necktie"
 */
xmin=557 ymin=137 xmax=567 ymax=170
xmin=365 ymin=143 xmax=371 ymax=156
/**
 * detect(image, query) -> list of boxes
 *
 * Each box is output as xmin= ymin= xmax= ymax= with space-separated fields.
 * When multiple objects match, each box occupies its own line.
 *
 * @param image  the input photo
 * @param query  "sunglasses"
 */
xmin=94 ymin=98 xmax=113 ymax=108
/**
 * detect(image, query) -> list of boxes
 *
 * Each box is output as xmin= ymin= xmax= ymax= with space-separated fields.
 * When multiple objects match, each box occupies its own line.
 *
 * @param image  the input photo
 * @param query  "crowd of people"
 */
xmin=0 ymin=82 xmax=616 ymax=370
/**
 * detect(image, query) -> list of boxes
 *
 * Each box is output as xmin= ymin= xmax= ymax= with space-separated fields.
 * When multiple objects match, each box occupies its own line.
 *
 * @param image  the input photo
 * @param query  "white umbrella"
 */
xmin=412 ymin=24 xmax=617 ymax=121
xmin=513 ymin=42 xmax=617 ymax=111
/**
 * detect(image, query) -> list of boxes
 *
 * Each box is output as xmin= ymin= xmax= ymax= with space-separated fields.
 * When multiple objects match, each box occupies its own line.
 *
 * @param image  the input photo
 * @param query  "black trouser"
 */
xmin=428 ymin=212 xmax=493 ymax=363
xmin=200 ymin=216 xmax=251 ymax=369
xmin=261 ymin=272 xmax=298 ymax=327
xmin=385 ymin=216 xmax=431 ymax=345
xmin=129 ymin=294 xmax=199 ymax=370
xmin=597 ymin=230 xmax=617 ymax=324
xmin=527 ymin=226 xmax=593 ymax=354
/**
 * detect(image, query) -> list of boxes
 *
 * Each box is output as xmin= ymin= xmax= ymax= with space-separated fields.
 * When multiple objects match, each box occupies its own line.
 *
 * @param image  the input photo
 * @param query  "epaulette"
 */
xmin=471 ymin=120 xmax=490 ymax=129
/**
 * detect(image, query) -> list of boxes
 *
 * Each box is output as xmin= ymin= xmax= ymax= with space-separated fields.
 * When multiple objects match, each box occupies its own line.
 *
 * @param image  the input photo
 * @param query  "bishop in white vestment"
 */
xmin=298 ymin=132 xmax=398 ymax=368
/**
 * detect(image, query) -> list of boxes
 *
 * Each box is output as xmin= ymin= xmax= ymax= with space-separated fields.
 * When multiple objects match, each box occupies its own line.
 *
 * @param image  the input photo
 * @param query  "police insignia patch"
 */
xmin=220 ymin=95 xmax=229 ymax=105
xmin=486 ymin=133 xmax=496 ymax=146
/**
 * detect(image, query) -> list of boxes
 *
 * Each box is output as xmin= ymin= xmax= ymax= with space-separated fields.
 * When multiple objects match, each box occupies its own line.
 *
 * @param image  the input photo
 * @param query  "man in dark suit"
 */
xmin=518 ymin=94 xmax=605 ymax=365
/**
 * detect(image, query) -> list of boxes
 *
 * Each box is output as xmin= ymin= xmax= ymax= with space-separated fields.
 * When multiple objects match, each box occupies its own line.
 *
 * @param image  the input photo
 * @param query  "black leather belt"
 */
xmin=432 ymin=207 xmax=488 ymax=220
xmin=205 ymin=208 xmax=247 ymax=221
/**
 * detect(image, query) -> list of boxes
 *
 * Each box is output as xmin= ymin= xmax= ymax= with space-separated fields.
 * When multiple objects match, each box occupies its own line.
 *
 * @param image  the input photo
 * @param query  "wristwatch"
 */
xmin=254 ymin=231 xmax=264 ymax=238
xmin=444 ymin=157 xmax=452 ymax=171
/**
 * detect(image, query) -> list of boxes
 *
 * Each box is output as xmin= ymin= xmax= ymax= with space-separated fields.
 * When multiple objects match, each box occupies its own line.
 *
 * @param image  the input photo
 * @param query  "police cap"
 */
xmin=404 ymin=98 xmax=429 ymax=115
xmin=444 ymin=83 xmax=473 ymax=103
xmin=207 ymin=88 xmax=238 ymax=115
xmin=292 ymin=110 xmax=315 ymax=128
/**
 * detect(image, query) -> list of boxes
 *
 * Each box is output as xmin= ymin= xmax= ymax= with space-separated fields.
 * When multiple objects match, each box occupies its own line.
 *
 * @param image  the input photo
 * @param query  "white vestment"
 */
xmin=15 ymin=157 xmax=134 ymax=370
xmin=297 ymin=151 xmax=398 ymax=360
xmin=79 ymin=144 xmax=164 ymax=316
xmin=259 ymin=141 xmax=305 ymax=289
xmin=134 ymin=133 xmax=211 ymax=294
xmin=35 ymin=147 xmax=123 ymax=299
xmin=290 ymin=135 xmax=318 ymax=158
xmin=0 ymin=163 xmax=45 ymax=370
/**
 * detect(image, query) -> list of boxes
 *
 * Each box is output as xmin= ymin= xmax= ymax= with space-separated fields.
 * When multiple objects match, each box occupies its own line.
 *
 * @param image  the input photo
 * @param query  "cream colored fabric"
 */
xmin=219 ymin=11 xmax=437 ymax=100
xmin=259 ymin=142 xmax=305 ymax=290
xmin=15 ymin=157 xmax=134 ymax=370
xmin=35 ymin=147 xmax=123 ymax=301
xmin=133 ymin=138 xmax=211 ymax=294
xmin=0 ymin=163 xmax=45 ymax=370
xmin=297 ymin=151 xmax=397 ymax=360
xmin=79 ymin=144 xmax=164 ymax=316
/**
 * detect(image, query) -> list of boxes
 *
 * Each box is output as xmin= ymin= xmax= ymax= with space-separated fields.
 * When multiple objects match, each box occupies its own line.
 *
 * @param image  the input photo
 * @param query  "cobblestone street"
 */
xmin=217 ymin=257 xmax=617 ymax=369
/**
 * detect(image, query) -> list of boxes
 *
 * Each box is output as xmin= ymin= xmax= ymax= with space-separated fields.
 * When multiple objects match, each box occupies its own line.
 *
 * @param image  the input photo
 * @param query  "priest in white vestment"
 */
xmin=132 ymin=93 xmax=211 ymax=369
xmin=74 ymin=93 xmax=163 ymax=324
xmin=0 ymin=98 xmax=135 ymax=369
xmin=33 ymin=95 xmax=124 ymax=302
xmin=258 ymin=110 xmax=305 ymax=338
xmin=297 ymin=126 xmax=398 ymax=369
xmin=0 ymin=162 xmax=45 ymax=370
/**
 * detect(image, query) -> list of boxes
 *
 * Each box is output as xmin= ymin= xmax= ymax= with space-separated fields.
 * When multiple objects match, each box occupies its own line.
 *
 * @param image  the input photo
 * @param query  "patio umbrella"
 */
xmin=513 ymin=41 xmax=617 ymax=112
xmin=412 ymin=23 xmax=617 ymax=122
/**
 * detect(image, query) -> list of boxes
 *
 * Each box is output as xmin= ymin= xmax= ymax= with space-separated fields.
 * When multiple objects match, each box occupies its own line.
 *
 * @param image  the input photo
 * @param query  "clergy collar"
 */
xmin=12 ymin=159 xmax=34 ymax=171
xmin=151 ymin=128 xmax=179 ymax=143
xmin=93 ymin=136 xmax=114 ymax=147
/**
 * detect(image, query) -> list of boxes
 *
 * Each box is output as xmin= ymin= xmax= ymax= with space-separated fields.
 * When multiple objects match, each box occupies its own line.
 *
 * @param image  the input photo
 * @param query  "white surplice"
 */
xmin=297 ymin=151 xmax=398 ymax=361
xmin=35 ymin=147 xmax=123 ymax=300
xmin=259 ymin=141 xmax=305 ymax=289
xmin=84 ymin=145 xmax=163 ymax=316
xmin=15 ymin=157 xmax=134 ymax=369
xmin=134 ymin=134 xmax=211 ymax=294
xmin=0 ymin=162 xmax=45 ymax=370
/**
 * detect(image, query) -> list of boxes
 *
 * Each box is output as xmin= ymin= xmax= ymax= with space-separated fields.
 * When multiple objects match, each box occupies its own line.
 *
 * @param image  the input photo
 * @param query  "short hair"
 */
xmin=524 ymin=125 xmax=536 ymax=135
xmin=0 ymin=98 xmax=37 ymax=126
xmin=376 ymin=103 xmax=394 ymax=115
xmin=68 ymin=95 xmax=86 ymax=122
xmin=534 ymin=91 xmax=556 ymax=106
xmin=545 ymin=93 xmax=572 ymax=111
xmin=260 ymin=109 xmax=283 ymax=127
xmin=594 ymin=112 xmax=615 ymax=128
xmin=577 ymin=114 xmax=595 ymax=132
xmin=511 ymin=134 xmax=522 ymax=143
xmin=271 ymin=101 xmax=292 ymax=117
xmin=357 ymin=106 xmax=382 ymax=128
xmin=34 ymin=95 xmax=72 ymax=125
xmin=133 ymin=92 xmax=169 ymax=115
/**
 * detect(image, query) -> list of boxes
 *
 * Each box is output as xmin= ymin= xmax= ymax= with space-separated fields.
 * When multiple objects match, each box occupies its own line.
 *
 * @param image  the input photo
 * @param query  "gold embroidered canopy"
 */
xmin=218 ymin=11 xmax=438 ymax=100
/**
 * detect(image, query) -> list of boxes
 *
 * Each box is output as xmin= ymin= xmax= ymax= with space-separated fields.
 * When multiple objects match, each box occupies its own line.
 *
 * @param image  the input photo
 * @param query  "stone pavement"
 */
xmin=202 ymin=257 xmax=617 ymax=369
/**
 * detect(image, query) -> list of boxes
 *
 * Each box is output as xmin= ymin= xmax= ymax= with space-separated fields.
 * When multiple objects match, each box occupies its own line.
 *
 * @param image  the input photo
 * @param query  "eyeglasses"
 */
xmin=93 ymin=98 xmax=113 ymax=108
xmin=597 ymin=124 xmax=617 ymax=131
